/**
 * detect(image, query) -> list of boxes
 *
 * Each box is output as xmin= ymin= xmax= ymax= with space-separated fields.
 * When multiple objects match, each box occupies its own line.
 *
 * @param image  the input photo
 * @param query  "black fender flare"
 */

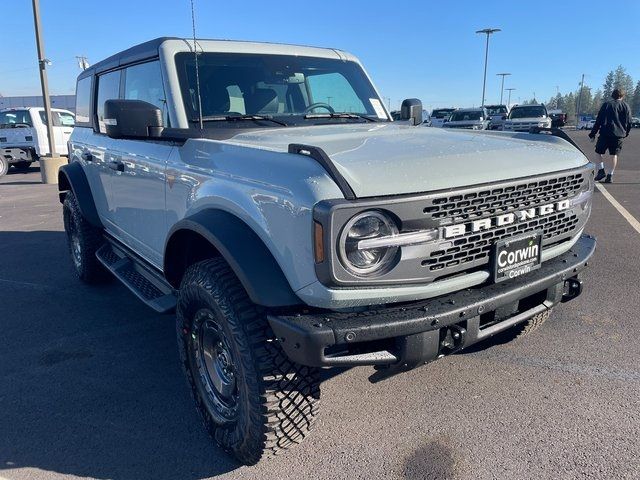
xmin=58 ymin=162 xmax=103 ymax=228
xmin=164 ymin=210 xmax=302 ymax=307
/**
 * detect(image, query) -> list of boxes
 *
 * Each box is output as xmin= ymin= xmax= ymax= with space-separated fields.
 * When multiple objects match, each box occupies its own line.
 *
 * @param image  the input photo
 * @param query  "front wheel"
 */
xmin=177 ymin=258 xmax=321 ymax=465
xmin=0 ymin=158 xmax=8 ymax=177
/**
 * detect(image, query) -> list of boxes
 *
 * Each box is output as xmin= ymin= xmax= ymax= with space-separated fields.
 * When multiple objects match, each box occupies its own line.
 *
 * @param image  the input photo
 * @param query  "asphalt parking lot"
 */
xmin=0 ymin=130 xmax=639 ymax=480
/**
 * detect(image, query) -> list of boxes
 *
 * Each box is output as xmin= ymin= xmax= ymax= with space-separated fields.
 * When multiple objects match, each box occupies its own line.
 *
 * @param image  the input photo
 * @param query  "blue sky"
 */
xmin=1 ymin=0 xmax=639 ymax=111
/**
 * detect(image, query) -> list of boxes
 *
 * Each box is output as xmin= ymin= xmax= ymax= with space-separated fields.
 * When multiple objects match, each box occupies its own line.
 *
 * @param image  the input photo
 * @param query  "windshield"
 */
xmin=485 ymin=105 xmax=507 ymax=115
xmin=175 ymin=52 xmax=387 ymax=125
xmin=0 ymin=110 xmax=33 ymax=126
xmin=432 ymin=109 xmax=454 ymax=119
xmin=450 ymin=111 xmax=483 ymax=121
xmin=509 ymin=106 xmax=546 ymax=119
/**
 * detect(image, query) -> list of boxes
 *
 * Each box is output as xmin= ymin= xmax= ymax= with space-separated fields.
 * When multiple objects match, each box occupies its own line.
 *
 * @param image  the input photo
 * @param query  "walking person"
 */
xmin=589 ymin=88 xmax=632 ymax=183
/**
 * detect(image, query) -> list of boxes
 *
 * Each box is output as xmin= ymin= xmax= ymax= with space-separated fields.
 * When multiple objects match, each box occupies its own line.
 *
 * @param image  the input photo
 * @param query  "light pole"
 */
xmin=31 ymin=0 xmax=56 ymax=157
xmin=505 ymin=88 xmax=516 ymax=106
xmin=476 ymin=28 xmax=501 ymax=107
xmin=496 ymin=72 xmax=511 ymax=104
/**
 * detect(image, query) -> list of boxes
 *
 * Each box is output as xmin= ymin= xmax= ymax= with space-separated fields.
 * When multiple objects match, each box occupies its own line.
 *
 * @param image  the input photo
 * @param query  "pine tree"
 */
xmin=602 ymin=71 xmax=615 ymax=100
xmin=631 ymin=81 xmax=640 ymax=116
xmin=591 ymin=90 xmax=603 ymax=116
xmin=613 ymin=65 xmax=634 ymax=98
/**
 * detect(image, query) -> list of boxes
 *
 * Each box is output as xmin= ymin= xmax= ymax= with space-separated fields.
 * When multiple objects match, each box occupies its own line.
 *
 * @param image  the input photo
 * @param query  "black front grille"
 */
xmin=423 ymin=172 xmax=585 ymax=222
xmin=421 ymin=171 xmax=589 ymax=274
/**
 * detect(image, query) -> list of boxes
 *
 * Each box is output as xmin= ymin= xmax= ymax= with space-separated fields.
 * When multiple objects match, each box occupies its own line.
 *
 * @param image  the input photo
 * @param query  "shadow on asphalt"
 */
xmin=0 ymin=231 xmax=242 ymax=479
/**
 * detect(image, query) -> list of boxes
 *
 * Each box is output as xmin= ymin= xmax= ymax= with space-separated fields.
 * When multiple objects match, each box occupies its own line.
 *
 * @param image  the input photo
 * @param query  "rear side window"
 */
xmin=75 ymin=77 xmax=92 ymax=126
xmin=38 ymin=111 xmax=76 ymax=126
xmin=96 ymin=70 xmax=121 ymax=133
xmin=123 ymin=61 xmax=168 ymax=126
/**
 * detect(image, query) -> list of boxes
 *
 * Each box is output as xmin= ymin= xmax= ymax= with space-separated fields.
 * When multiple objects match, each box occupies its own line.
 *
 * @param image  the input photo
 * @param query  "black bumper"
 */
xmin=268 ymin=234 xmax=595 ymax=370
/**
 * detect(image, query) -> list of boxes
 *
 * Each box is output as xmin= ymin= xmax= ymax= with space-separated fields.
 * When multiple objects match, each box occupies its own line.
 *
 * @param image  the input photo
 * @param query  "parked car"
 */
xmin=484 ymin=104 xmax=509 ymax=130
xmin=59 ymin=37 xmax=595 ymax=465
xmin=442 ymin=107 xmax=489 ymax=130
xmin=429 ymin=107 xmax=455 ymax=127
xmin=577 ymin=116 xmax=595 ymax=130
xmin=585 ymin=119 xmax=597 ymax=130
xmin=0 ymin=107 xmax=75 ymax=176
xmin=548 ymin=109 xmax=567 ymax=128
xmin=503 ymin=104 xmax=552 ymax=132
xmin=632 ymin=117 xmax=640 ymax=128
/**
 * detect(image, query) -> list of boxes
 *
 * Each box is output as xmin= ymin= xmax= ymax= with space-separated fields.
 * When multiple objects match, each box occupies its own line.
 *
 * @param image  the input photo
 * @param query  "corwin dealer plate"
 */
xmin=492 ymin=232 xmax=543 ymax=283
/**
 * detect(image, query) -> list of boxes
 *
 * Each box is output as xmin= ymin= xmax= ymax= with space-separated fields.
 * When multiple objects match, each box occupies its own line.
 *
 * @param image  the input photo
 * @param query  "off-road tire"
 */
xmin=0 ymin=158 xmax=8 ymax=177
xmin=496 ymin=309 xmax=552 ymax=342
xmin=177 ymin=258 xmax=321 ymax=465
xmin=12 ymin=161 xmax=32 ymax=171
xmin=62 ymin=191 xmax=108 ymax=283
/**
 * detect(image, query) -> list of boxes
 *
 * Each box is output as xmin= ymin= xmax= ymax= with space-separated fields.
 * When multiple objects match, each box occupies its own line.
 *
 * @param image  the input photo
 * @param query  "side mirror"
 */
xmin=400 ymin=98 xmax=423 ymax=126
xmin=104 ymin=99 xmax=163 ymax=139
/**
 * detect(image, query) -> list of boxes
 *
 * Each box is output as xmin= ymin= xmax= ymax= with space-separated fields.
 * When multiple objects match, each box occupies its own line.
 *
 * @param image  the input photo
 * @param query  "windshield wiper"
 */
xmin=303 ymin=113 xmax=379 ymax=123
xmin=195 ymin=114 xmax=288 ymax=127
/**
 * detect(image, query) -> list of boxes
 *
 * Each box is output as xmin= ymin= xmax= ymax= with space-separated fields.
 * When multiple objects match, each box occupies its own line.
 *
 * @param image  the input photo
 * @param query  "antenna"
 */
xmin=190 ymin=0 xmax=204 ymax=130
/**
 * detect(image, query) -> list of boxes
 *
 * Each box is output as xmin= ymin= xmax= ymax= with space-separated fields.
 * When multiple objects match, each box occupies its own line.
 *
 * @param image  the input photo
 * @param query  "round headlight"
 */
xmin=338 ymin=211 xmax=399 ymax=276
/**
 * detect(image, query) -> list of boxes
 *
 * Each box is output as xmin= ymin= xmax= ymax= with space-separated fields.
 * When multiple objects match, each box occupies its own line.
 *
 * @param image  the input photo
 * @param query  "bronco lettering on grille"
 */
xmin=443 ymin=200 xmax=570 ymax=239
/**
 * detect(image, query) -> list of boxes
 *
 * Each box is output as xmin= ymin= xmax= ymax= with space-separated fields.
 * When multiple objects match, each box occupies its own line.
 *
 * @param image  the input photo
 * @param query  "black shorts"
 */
xmin=595 ymin=135 xmax=623 ymax=155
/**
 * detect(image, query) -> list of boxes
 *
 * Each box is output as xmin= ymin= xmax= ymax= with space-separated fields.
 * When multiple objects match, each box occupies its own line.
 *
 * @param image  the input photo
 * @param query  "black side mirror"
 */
xmin=400 ymin=98 xmax=423 ymax=126
xmin=104 ymin=99 xmax=163 ymax=139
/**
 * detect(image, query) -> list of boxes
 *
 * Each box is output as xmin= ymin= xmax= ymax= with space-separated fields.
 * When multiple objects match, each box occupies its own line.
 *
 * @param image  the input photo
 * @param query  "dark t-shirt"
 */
xmin=590 ymin=99 xmax=632 ymax=138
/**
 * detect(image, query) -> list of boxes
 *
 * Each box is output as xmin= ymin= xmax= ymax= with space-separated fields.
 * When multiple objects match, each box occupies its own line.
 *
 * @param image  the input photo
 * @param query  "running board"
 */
xmin=96 ymin=242 xmax=177 ymax=313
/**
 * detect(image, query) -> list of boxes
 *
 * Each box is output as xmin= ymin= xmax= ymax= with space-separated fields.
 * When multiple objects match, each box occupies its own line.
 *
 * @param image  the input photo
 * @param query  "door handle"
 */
xmin=81 ymin=152 xmax=93 ymax=162
xmin=108 ymin=160 xmax=125 ymax=172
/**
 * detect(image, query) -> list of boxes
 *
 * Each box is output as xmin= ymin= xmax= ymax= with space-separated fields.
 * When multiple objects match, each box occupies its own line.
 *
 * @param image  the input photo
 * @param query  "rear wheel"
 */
xmin=62 ymin=192 xmax=108 ymax=283
xmin=177 ymin=258 xmax=321 ymax=465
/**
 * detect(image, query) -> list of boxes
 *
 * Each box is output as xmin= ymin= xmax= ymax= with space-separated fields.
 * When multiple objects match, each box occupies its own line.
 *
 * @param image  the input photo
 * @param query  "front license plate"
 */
xmin=493 ymin=232 xmax=542 ymax=283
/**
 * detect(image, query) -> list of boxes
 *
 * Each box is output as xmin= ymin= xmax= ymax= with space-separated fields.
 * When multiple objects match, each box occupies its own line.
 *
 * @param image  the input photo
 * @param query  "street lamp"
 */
xmin=496 ymin=72 xmax=511 ymax=105
xmin=476 ymin=28 xmax=501 ymax=107
xmin=505 ymin=88 xmax=516 ymax=106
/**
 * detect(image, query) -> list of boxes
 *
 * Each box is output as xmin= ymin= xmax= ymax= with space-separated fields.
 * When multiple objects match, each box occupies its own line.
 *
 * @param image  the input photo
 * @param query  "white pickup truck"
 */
xmin=0 ymin=107 xmax=75 ymax=176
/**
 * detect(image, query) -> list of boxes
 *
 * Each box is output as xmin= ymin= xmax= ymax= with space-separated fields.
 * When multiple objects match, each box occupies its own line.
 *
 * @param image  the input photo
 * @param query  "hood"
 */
xmin=225 ymin=123 xmax=588 ymax=197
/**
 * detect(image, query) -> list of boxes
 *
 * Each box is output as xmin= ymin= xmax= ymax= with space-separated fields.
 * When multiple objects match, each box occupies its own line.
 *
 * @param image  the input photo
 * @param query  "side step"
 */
xmin=96 ymin=242 xmax=177 ymax=313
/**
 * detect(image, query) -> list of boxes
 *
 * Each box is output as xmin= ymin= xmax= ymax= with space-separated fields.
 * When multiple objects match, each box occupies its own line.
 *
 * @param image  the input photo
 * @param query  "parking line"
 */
xmin=595 ymin=183 xmax=640 ymax=234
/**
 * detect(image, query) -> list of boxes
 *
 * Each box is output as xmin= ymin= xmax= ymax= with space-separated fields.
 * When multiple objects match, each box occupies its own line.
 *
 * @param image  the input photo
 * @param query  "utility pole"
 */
xmin=32 ymin=0 xmax=56 ymax=157
xmin=496 ymin=72 xmax=511 ymax=104
xmin=505 ymin=88 xmax=516 ymax=106
xmin=576 ymin=73 xmax=585 ymax=127
xmin=476 ymin=28 xmax=501 ymax=107
xmin=76 ymin=55 xmax=90 ymax=71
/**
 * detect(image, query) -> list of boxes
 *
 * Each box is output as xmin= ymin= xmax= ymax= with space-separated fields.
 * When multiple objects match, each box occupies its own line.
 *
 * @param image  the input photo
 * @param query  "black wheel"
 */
xmin=494 ymin=309 xmax=552 ymax=343
xmin=0 ymin=157 xmax=8 ymax=177
xmin=177 ymin=258 xmax=320 ymax=465
xmin=62 ymin=191 xmax=108 ymax=283
xmin=12 ymin=161 xmax=32 ymax=171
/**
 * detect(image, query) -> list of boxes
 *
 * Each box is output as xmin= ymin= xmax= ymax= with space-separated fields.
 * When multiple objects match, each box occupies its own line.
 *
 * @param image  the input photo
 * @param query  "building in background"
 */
xmin=0 ymin=95 xmax=76 ymax=113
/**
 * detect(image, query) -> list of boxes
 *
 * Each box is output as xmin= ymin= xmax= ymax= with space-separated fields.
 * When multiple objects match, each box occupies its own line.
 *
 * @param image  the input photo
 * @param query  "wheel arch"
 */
xmin=58 ymin=162 xmax=102 ymax=228
xmin=164 ymin=209 xmax=301 ymax=307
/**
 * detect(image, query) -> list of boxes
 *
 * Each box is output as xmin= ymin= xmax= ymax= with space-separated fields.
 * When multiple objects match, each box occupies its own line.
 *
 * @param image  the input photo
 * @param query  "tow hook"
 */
xmin=562 ymin=276 xmax=583 ymax=302
xmin=440 ymin=325 xmax=467 ymax=354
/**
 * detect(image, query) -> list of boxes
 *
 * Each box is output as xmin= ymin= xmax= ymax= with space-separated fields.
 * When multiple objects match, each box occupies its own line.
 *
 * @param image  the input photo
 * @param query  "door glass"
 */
xmin=124 ymin=61 xmax=168 ymax=126
xmin=75 ymin=77 xmax=92 ymax=125
xmin=97 ymin=70 xmax=121 ymax=133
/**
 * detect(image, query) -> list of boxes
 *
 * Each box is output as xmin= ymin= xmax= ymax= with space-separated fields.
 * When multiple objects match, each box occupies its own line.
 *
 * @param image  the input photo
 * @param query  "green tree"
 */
xmin=576 ymin=85 xmax=593 ymax=116
xmin=602 ymin=71 xmax=615 ymax=100
xmin=613 ymin=65 xmax=634 ymax=98
xmin=631 ymin=81 xmax=640 ymax=116
xmin=591 ymin=90 xmax=603 ymax=116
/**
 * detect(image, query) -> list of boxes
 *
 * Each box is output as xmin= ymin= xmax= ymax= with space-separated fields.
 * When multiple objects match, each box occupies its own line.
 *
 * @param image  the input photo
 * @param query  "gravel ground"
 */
xmin=0 ymin=130 xmax=638 ymax=480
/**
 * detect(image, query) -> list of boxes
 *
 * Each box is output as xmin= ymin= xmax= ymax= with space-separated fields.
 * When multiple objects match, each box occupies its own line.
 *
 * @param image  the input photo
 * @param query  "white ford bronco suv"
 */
xmin=59 ymin=37 xmax=595 ymax=464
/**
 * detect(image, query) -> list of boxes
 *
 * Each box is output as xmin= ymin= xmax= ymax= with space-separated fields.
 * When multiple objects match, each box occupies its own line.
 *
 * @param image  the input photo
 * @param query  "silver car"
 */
xmin=503 ymin=104 xmax=552 ymax=131
xmin=442 ymin=107 xmax=490 ymax=130
xmin=58 ymin=37 xmax=595 ymax=465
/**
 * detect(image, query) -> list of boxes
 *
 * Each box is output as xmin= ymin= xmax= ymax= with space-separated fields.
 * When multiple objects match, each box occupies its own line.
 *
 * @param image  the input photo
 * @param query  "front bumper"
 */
xmin=268 ymin=234 xmax=595 ymax=371
xmin=2 ymin=147 xmax=35 ymax=164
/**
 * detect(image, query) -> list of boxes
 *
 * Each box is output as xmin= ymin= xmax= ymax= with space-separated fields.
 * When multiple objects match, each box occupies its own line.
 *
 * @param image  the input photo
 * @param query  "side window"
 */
xmin=124 ymin=61 xmax=168 ymax=125
xmin=75 ymin=77 xmax=92 ymax=126
xmin=96 ymin=70 xmax=121 ymax=133
xmin=306 ymin=72 xmax=365 ymax=113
